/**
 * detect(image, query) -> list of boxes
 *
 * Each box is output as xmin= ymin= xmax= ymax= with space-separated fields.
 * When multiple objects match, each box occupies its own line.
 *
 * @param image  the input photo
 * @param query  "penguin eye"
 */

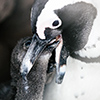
xmin=23 ymin=40 xmax=31 ymax=50
xmin=52 ymin=20 xmax=59 ymax=27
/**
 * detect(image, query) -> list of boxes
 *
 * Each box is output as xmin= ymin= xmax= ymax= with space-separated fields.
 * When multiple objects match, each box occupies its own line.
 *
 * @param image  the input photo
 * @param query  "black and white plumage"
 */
xmin=31 ymin=0 xmax=100 ymax=100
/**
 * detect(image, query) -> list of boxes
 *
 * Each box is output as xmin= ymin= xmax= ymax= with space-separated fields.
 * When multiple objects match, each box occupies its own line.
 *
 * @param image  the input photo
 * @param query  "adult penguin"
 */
xmin=31 ymin=0 xmax=100 ymax=83
xmin=31 ymin=0 xmax=100 ymax=100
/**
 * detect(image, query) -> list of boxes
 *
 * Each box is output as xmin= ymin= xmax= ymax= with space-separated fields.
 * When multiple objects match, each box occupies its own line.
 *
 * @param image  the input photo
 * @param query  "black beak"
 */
xmin=45 ymin=28 xmax=68 ymax=84
xmin=55 ymin=45 xmax=69 ymax=84
xmin=54 ymin=35 xmax=69 ymax=84
xmin=20 ymin=33 xmax=55 ymax=79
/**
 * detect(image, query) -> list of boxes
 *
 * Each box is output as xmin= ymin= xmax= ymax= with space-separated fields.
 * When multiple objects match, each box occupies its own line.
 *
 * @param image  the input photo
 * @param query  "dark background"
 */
xmin=0 ymin=0 xmax=34 ymax=83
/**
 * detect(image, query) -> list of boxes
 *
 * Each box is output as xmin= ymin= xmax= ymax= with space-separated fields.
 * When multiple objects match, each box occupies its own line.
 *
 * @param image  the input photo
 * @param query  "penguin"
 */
xmin=20 ymin=33 xmax=59 ymax=84
xmin=30 ymin=0 xmax=100 ymax=100
xmin=31 ymin=0 xmax=99 ymax=83
xmin=0 ymin=36 xmax=59 ymax=100
xmin=11 ymin=36 xmax=59 ymax=100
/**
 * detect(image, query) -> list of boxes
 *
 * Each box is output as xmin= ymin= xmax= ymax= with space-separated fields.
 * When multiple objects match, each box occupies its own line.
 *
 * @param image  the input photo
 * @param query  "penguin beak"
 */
xmin=20 ymin=33 xmax=59 ymax=79
xmin=55 ymin=35 xmax=64 ymax=84
xmin=45 ymin=32 xmax=68 ymax=84
xmin=55 ymin=34 xmax=67 ymax=84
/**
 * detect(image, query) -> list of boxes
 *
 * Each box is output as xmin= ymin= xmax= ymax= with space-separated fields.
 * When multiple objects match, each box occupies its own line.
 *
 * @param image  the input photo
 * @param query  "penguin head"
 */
xmin=31 ymin=0 xmax=97 ymax=83
xmin=31 ymin=1 xmax=97 ymax=54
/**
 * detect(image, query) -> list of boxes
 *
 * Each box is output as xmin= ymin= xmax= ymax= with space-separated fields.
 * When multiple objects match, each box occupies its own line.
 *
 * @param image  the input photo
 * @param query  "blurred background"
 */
xmin=0 ymin=0 xmax=34 ymax=83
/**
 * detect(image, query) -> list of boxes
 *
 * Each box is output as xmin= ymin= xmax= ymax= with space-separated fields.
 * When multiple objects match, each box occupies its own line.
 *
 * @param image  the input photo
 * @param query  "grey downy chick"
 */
xmin=10 ymin=36 xmax=59 ymax=100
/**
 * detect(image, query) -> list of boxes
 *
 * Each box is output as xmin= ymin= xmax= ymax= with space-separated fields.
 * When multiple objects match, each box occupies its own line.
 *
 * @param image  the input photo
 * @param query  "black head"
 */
xmin=32 ymin=1 xmax=97 ymax=55
xmin=54 ymin=2 xmax=97 ymax=53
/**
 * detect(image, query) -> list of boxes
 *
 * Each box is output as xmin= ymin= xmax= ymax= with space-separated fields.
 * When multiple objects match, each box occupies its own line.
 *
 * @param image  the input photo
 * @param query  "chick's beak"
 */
xmin=20 ymin=34 xmax=56 ymax=78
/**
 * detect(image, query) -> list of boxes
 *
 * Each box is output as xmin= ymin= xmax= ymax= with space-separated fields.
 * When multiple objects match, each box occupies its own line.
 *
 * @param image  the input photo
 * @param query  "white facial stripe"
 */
xmin=36 ymin=0 xmax=71 ymax=39
xmin=36 ymin=0 xmax=94 ymax=39
xmin=36 ymin=11 xmax=62 ymax=39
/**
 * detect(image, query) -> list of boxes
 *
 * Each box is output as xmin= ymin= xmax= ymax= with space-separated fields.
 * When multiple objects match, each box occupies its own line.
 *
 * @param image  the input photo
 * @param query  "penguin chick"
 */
xmin=10 ymin=37 xmax=59 ymax=100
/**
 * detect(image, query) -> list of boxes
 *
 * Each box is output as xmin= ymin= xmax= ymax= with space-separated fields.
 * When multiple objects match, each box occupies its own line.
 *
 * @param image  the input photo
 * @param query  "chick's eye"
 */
xmin=25 ymin=40 xmax=31 ymax=47
xmin=23 ymin=40 xmax=31 ymax=50
xmin=52 ymin=20 xmax=59 ymax=26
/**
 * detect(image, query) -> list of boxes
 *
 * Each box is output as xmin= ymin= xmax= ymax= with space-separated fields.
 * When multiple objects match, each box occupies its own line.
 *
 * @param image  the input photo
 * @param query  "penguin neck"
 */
xmin=15 ymin=57 xmax=48 ymax=100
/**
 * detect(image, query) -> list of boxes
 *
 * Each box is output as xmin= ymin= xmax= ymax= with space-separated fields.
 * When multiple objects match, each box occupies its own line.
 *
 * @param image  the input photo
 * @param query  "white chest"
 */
xmin=43 ymin=57 xmax=100 ymax=100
